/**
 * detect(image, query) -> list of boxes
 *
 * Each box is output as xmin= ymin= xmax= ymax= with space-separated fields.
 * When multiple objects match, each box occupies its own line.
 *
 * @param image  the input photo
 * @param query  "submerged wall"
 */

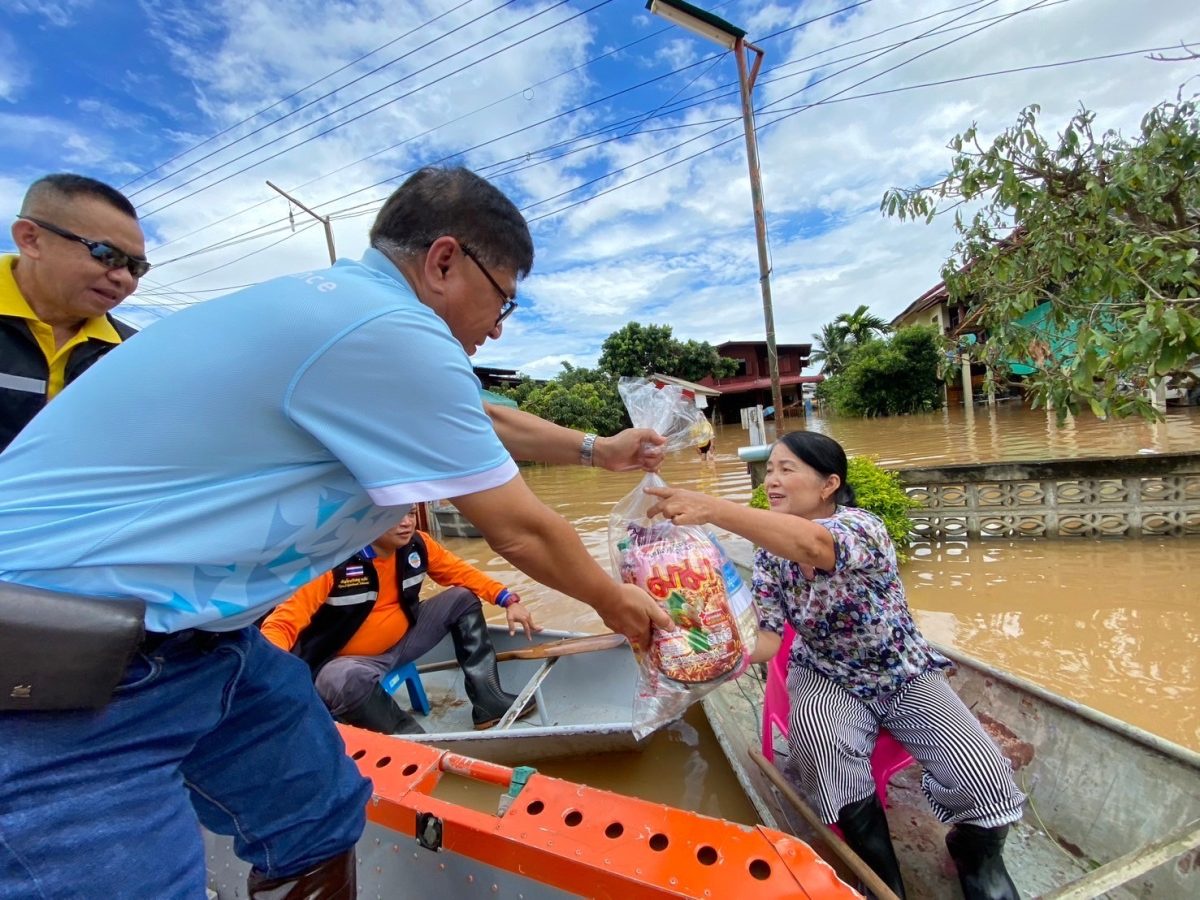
xmin=742 ymin=449 xmax=1200 ymax=540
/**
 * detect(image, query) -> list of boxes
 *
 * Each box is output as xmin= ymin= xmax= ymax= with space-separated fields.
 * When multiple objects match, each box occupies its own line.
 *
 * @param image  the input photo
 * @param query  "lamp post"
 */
xmin=647 ymin=0 xmax=784 ymax=427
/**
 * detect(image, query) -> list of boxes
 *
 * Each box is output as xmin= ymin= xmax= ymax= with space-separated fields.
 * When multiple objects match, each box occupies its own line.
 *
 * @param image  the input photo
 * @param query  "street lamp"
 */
xmin=647 ymin=0 xmax=784 ymax=427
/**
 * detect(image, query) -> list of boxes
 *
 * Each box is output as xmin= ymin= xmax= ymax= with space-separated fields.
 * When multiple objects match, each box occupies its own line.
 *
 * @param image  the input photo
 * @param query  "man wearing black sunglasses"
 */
xmin=1 ymin=173 xmax=145 ymax=450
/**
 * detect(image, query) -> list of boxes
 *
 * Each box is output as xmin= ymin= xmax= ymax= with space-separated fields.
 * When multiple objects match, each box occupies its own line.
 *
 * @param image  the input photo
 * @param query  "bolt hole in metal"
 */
xmin=402 ymin=764 xmax=419 ymax=776
xmin=604 ymin=822 xmax=624 ymax=839
xmin=351 ymin=749 xmax=366 ymax=760
xmin=525 ymin=800 xmax=544 ymax=815
xmin=374 ymin=756 xmax=391 ymax=769
xmin=748 ymin=858 xmax=772 ymax=880
xmin=696 ymin=845 xmax=718 ymax=866
xmin=648 ymin=833 xmax=669 ymax=852
xmin=563 ymin=810 xmax=583 ymax=827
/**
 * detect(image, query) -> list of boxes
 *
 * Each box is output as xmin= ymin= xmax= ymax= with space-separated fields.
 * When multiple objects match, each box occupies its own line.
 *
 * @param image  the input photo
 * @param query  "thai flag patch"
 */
xmin=345 ymin=565 xmax=365 ymax=577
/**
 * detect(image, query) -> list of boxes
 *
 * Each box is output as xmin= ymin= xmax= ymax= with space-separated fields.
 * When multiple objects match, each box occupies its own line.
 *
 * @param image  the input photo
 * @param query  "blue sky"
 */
xmin=2 ymin=0 xmax=1196 ymax=377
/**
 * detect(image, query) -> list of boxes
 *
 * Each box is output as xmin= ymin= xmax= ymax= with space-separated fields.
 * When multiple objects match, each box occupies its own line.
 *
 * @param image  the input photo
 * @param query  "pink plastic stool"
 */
xmin=761 ymin=623 xmax=916 ymax=820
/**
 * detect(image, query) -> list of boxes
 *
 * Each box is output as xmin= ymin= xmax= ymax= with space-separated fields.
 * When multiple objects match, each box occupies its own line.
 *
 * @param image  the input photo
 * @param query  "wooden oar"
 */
xmin=416 ymin=632 xmax=627 ymax=675
xmin=750 ymin=747 xmax=903 ymax=900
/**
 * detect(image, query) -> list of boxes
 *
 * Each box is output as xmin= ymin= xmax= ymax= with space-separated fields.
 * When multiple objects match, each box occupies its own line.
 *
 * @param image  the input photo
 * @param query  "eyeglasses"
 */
xmin=19 ymin=216 xmax=151 ymax=279
xmin=460 ymin=243 xmax=517 ymax=326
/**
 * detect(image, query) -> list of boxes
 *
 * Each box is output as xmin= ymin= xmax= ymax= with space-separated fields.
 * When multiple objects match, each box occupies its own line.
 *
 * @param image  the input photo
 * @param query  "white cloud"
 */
xmin=0 ymin=32 xmax=28 ymax=102
xmin=8 ymin=0 xmax=1193 ymax=370
xmin=7 ymin=0 xmax=94 ymax=28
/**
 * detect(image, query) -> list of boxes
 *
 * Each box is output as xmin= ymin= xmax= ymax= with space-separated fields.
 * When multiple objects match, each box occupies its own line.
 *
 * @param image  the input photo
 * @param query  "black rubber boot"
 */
xmin=946 ymin=823 xmax=1021 ymax=900
xmin=248 ymin=848 xmax=355 ymax=899
xmin=336 ymin=683 xmax=424 ymax=735
xmin=836 ymin=795 xmax=908 ymax=900
xmin=449 ymin=605 xmax=536 ymax=730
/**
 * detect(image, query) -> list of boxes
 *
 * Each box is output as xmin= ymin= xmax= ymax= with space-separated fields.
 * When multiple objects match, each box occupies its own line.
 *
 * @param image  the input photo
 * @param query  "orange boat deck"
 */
xmin=205 ymin=724 xmax=861 ymax=899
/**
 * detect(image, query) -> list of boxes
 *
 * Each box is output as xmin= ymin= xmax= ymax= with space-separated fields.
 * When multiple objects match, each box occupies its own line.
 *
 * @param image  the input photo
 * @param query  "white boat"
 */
xmin=394 ymin=626 xmax=644 ymax=764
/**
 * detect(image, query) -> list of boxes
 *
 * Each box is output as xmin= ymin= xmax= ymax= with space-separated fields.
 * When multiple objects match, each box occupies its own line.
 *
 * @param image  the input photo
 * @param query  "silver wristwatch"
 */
xmin=579 ymin=432 xmax=597 ymax=467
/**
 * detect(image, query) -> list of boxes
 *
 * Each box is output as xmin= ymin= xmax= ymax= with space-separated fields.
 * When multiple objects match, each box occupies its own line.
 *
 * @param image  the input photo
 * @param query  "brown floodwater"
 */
xmin=441 ymin=403 xmax=1200 ymax=822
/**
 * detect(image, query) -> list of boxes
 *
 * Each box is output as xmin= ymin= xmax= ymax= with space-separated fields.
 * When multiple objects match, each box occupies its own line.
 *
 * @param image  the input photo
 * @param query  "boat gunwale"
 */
xmin=934 ymin=641 xmax=1200 ymax=770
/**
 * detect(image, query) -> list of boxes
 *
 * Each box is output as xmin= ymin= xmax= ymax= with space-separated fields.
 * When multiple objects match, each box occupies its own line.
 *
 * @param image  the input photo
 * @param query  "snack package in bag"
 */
xmin=608 ymin=379 xmax=757 ymax=739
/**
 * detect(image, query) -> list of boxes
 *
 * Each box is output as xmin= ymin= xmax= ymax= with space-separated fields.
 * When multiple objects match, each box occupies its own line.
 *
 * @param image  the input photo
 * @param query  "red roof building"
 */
xmin=698 ymin=341 xmax=819 ymax=423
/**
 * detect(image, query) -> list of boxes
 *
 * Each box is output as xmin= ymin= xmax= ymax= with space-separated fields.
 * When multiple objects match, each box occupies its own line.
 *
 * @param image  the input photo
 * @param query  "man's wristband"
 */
xmin=496 ymin=590 xmax=518 ymax=608
xmin=580 ymin=432 xmax=597 ymax=467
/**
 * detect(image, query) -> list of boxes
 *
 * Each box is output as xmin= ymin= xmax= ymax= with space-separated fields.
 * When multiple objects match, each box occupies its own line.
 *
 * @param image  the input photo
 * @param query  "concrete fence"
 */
xmin=740 ymin=448 xmax=1200 ymax=541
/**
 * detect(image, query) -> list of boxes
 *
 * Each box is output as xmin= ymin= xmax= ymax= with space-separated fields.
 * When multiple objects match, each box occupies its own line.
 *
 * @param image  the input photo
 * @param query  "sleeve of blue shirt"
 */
xmin=285 ymin=307 xmax=518 ymax=506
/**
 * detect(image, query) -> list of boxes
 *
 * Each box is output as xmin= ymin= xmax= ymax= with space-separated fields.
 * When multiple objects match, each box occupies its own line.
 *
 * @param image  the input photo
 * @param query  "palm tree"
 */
xmin=811 ymin=322 xmax=852 ymax=374
xmin=834 ymin=304 xmax=890 ymax=346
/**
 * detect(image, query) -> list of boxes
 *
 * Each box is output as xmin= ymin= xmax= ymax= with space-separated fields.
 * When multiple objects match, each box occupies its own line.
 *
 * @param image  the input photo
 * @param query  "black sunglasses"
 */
xmin=20 ymin=216 xmax=151 ymax=279
xmin=460 ymin=243 xmax=517 ymax=326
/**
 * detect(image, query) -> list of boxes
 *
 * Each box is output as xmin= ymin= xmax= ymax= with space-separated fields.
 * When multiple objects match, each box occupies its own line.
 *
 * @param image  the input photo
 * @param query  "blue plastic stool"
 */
xmin=380 ymin=661 xmax=431 ymax=716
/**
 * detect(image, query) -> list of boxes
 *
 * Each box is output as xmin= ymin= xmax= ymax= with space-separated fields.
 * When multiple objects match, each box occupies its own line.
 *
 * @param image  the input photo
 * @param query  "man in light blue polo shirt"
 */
xmin=0 ymin=166 xmax=670 ymax=900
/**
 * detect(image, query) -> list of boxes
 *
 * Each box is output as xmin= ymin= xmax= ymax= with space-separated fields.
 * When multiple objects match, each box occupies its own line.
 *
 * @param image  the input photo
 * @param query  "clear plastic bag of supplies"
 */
xmin=608 ymin=379 xmax=757 ymax=739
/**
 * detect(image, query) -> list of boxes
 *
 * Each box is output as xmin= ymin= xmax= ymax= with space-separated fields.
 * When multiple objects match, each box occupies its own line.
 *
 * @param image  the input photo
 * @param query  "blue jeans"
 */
xmin=0 ymin=628 xmax=371 ymax=899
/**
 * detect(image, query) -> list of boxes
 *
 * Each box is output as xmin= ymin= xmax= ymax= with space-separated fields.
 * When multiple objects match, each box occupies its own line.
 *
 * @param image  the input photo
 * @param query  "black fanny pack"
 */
xmin=0 ymin=581 xmax=146 ymax=712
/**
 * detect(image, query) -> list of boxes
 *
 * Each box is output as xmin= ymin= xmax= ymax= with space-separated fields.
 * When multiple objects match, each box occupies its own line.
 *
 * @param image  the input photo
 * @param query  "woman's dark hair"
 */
xmin=775 ymin=431 xmax=857 ymax=507
xmin=370 ymin=166 xmax=534 ymax=278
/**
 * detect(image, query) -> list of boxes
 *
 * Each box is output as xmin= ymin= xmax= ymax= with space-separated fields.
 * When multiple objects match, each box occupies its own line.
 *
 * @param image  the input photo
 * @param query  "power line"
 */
xmin=139 ymin=15 xmax=685 ymax=260
xmin=764 ymin=42 xmax=1199 ymax=114
xmin=155 ymin=221 xmax=322 ymax=288
xmin=120 ymin=0 xmax=481 ymax=192
xmin=137 ymin=0 xmax=594 ymax=215
xmin=164 ymin=34 xmax=1175 ymax=299
xmin=326 ymin=0 xmax=1051 ymax=226
xmin=519 ymin=1 xmax=1105 ymax=225
xmin=140 ymin=0 xmax=1073 ymax=287
xmin=136 ymin=0 xmax=932 ymax=266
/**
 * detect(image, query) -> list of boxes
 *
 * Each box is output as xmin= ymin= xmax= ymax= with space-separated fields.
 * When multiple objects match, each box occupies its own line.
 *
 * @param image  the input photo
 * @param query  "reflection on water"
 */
xmin=801 ymin=401 xmax=1200 ymax=467
xmin=429 ymin=704 xmax=760 ymax=826
xmin=908 ymin=539 xmax=1199 ymax=750
xmin=440 ymin=404 xmax=1200 ymax=814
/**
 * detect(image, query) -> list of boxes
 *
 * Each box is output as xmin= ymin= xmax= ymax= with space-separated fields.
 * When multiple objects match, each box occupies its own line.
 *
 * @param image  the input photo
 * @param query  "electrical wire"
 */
xmin=138 ymin=0 xmax=1108 ymax=296
xmin=137 ymin=0 xmax=599 ymax=215
xmin=120 ymin=0 xmax=482 ymax=192
xmin=137 ymin=0 xmax=968 ymax=265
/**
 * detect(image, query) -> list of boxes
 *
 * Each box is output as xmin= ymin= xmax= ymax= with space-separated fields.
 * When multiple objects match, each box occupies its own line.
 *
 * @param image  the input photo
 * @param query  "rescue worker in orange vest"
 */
xmin=261 ymin=511 xmax=541 ymax=734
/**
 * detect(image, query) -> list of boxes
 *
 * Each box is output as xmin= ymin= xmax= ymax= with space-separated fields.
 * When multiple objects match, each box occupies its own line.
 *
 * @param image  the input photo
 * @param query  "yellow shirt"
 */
xmin=0 ymin=255 xmax=122 ymax=399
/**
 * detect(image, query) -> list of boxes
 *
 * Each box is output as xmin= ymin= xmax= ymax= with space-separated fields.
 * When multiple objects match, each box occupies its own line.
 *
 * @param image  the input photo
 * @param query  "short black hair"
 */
xmin=776 ymin=431 xmax=857 ymax=506
xmin=369 ymin=166 xmax=534 ymax=278
xmin=21 ymin=173 xmax=139 ymax=220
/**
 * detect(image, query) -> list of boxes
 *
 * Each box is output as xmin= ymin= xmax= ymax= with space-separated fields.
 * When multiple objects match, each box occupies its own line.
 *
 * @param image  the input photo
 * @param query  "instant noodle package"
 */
xmin=608 ymin=378 xmax=758 ymax=738
xmin=619 ymin=526 xmax=743 ymax=684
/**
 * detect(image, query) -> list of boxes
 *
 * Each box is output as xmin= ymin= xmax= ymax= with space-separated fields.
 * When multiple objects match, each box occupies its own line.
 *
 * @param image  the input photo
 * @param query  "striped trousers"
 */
xmin=785 ymin=665 xmax=1026 ymax=826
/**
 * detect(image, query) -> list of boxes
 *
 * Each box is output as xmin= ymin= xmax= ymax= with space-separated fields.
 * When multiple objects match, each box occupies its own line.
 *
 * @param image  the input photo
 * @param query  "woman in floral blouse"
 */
xmin=646 ymin=431 xmax=1024 ymax=900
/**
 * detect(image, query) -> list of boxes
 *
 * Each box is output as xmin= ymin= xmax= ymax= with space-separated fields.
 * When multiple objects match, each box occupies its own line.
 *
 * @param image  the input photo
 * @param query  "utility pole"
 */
xmin=647 ymin=1 xmax=784 ymax=426
xmin=266 ymin=181 xmax=337 ymax=265
xmin=733 ymin=36 xmax=784 ymax=427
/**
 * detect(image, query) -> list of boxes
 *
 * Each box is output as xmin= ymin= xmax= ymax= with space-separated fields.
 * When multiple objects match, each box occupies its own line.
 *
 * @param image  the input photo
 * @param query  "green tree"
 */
xmin=598 ymin=323 xmax=678 ymax=377
xmin=883 ymin=97 xmax=1200 ymax=421
xmin=823 ymin=325 xmax=944 ymax=417
xmin=811 ymin=321 xmax=853 ymax=374
xmin=674 ymin=339 xmax=738 ymax=382
xmin=518 ymin=364 xmax=627 ymax=435
xmin=833 ymin=304 xmax=890 ymax=346
xmin=598 ymin=322 xmax=735 ymax=381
